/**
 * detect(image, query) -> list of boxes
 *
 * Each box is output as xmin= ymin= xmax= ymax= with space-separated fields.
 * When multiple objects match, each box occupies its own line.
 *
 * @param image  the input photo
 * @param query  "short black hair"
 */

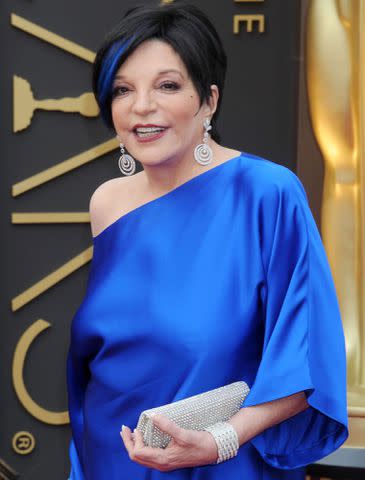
xmin=92 ymin=1 xmax=227 ymax=142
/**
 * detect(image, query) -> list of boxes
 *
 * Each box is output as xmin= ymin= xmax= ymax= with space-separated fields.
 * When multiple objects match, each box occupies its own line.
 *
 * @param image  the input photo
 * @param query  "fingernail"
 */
xmin=133 ymin=428 xmax=137 ymax=433
xmin=121 ymin=424 xmax=126 ymax=432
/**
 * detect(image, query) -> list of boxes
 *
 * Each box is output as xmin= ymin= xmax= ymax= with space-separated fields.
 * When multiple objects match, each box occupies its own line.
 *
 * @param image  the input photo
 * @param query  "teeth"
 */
xmin=136 ymin=127 xmax=165 ymax=133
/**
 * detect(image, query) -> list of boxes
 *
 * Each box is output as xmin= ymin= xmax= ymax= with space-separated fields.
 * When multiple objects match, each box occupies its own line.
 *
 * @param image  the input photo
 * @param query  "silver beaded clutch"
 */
xmin=136 ymin=381 xmax=250 ymax=448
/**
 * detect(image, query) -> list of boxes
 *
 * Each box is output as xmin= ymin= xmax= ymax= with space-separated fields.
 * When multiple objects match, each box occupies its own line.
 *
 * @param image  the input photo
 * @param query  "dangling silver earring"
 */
xmin=118 ymin=142 xmax=136 ymax=176
xmin=194 ymin=118 xmax=213 ymax=166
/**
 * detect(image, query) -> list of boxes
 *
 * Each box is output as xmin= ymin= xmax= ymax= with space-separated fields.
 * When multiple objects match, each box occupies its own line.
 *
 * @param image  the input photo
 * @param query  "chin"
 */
xmin=133 ymin=146 xmax=183 ymax=167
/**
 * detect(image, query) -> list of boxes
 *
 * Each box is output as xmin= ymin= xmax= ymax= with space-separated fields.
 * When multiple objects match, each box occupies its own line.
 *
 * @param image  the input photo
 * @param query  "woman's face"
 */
xmin=111 ymin=39 xmax=217 ymax=167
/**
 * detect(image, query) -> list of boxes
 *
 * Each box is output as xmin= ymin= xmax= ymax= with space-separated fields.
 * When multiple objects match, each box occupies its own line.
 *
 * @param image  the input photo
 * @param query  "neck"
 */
xmin=140 ymin=140 xmax=223 ymax=195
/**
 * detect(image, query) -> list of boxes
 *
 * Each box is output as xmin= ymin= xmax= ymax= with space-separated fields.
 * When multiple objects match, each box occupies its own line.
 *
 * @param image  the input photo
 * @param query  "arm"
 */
xmin=120 ymin=392 xmax=309 ymax=471
xmin=228 ymin=391 xmax=309 ymax=446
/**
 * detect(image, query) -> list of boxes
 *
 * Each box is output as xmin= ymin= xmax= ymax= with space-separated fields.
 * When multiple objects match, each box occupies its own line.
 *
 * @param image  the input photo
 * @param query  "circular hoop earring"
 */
xmin=194 ymin=118 xmax=213 ymax=166
xmin=118 ymin=143 xmax=136 ymax=176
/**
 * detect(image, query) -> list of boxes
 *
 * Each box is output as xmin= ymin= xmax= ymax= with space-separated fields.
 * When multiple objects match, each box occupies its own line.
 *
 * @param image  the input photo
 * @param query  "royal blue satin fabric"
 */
xmin=67 ymin=153 xmax=348 ymax=480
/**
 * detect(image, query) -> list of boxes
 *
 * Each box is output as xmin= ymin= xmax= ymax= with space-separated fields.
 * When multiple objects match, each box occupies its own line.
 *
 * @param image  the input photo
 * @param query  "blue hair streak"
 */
xmin=96 ymin=37 xmax=133 ymax=123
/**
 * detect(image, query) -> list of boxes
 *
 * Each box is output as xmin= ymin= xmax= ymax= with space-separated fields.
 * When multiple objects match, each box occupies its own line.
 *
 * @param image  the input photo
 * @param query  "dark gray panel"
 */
xmin=0 ymin=1 xmax=301 ymax=478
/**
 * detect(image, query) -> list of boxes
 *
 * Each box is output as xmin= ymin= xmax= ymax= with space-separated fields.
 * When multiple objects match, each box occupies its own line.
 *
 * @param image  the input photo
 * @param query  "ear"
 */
xmin=203 ymin=84 xmax=219 ymax=118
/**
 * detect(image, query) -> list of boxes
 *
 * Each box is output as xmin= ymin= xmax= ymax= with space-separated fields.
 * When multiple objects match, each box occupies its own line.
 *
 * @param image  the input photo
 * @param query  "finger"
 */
xmin=133 ymin=428 xmax=165 ymax=463
xmin=133 ymin=428 xmax=145 ymax=450
xmin=120 ymin=425 xmax=134 ymax=454
xmin=152 ymin=414 xmax=187 ymax=444
xmin=122 ymin=427 xmax=166 ymax=469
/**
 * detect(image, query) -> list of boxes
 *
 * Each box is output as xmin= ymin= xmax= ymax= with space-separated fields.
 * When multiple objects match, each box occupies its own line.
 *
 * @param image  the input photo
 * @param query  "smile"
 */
xmin=133 ymin=125 xmax=168 ymax=142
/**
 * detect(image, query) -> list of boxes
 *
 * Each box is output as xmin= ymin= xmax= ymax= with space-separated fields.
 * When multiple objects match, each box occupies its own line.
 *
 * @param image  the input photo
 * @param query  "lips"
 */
xmin=132 ymin=124 xmax=168 ymax=141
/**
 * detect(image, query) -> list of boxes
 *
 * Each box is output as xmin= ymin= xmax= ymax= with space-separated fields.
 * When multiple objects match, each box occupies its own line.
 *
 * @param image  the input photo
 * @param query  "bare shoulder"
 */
xmin=89 ymin=173 xmax=143 ymax=238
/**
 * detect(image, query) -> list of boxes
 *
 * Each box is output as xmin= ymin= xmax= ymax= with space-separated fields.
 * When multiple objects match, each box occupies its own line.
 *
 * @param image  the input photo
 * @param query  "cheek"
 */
xmin=165 ymin=94 xmax=200 ymax=127
xmin=111 ymin=100 xmax=128 ymax=130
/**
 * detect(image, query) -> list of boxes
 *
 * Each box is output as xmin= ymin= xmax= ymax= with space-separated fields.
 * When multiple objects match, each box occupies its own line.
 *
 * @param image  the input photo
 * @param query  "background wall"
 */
xmin=1 ymin=1 xmax=301 ymax=478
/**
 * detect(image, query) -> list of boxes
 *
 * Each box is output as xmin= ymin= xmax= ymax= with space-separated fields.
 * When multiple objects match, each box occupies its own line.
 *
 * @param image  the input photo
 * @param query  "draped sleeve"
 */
xmin=242 ymin=164 xmax=348 ymax=469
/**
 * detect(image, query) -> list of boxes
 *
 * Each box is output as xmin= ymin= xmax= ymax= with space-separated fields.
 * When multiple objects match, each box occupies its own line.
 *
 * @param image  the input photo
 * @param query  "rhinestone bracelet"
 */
xmin=204 ymin=421 xmax=239 ymax=464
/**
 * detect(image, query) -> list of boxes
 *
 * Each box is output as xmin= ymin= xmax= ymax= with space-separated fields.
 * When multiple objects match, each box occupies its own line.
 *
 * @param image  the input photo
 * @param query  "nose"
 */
xmin=131 ymin=89 xmax=157 ymax=116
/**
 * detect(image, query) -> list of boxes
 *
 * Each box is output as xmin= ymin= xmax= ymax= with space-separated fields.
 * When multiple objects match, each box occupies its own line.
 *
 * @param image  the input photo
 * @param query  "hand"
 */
xmin=120 ymin=414 xmax=218 ymax=472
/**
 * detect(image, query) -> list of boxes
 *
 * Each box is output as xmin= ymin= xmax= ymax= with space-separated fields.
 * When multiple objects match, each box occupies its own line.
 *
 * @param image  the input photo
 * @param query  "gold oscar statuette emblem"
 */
xmin=13 ymin=75 xmax=100 ymax=132
xmin=307 ymin=0 xmax=365 ymax=448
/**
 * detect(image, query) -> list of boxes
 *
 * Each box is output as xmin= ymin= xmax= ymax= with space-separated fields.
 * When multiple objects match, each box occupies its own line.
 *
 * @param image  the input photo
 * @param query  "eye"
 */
xmin=112 ymin=86 xmax=129 ymax=97
xmin=159 ymin=82 xmax=180 ymax=91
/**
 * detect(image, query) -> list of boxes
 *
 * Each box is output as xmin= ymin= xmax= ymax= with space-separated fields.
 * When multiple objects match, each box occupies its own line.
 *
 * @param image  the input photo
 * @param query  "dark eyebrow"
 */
xmin=114 ymin=69 xmax=184 ymax=81
xmin=157 ymin=69 xmax=184 ymax=78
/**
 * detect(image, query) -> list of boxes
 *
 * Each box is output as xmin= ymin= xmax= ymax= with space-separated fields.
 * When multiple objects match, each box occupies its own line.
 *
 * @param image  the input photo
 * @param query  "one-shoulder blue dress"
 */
xmin=67 ymin=152 xmax=348 ymax=480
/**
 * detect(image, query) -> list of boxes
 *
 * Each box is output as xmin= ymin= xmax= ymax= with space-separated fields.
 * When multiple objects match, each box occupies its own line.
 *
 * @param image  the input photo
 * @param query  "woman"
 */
xmin=67 ymin=2 xmax=348 ymax=479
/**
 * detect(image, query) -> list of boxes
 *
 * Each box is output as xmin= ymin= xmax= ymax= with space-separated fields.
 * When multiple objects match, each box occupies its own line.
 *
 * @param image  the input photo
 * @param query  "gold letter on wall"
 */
xmin=12 ymin=320 xmax=69 ymax=425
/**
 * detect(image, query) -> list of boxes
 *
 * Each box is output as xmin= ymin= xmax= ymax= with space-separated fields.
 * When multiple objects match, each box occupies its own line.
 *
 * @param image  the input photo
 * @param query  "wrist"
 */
xmin=227 ymin=407 xmax=253 ymax=446
xmin=228 ymin=417 xmax=246 ymax=446
xmin=203 ymin=422 xmax=239 ymax=464
xmin=202 ymin=431 xmax=219 ymax=464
